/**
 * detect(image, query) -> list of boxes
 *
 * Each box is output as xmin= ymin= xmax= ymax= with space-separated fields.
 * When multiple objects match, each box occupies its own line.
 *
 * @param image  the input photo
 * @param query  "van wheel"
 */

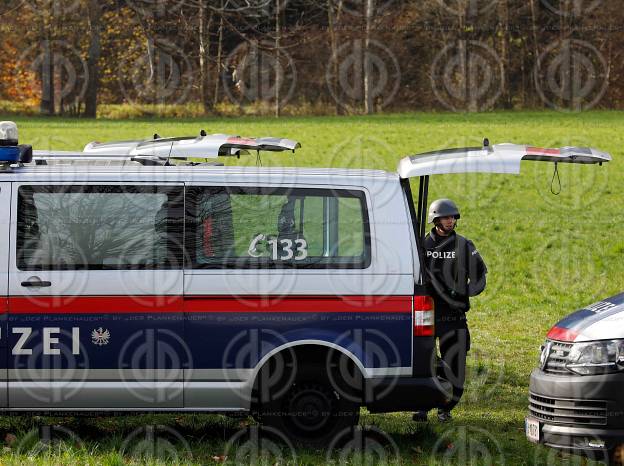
xmin=258 ymin=366 xmax=360 ymax=448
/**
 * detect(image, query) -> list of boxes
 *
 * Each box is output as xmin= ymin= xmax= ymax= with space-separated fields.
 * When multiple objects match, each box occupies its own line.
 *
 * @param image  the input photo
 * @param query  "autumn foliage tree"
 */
xmin=0 ymin=0 xmax=621 ymax=116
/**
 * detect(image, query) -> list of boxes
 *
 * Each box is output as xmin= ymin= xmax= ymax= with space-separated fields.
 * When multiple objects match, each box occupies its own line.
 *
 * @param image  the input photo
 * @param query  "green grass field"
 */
xmin=1 ymin=111 xmax=622 ymax=464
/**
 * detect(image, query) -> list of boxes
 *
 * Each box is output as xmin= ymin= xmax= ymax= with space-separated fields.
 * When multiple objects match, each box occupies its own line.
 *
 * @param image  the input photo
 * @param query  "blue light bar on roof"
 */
xmin=0 ymin=146 xmax=20 ymax=163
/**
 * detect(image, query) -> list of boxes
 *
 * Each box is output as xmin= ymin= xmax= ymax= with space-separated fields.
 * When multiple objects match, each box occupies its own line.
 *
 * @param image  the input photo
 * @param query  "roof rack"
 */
xmin=31 ymin=131 xmax=302 ymax=167
xmin=31 ymin=152 xmax=176 ymax=167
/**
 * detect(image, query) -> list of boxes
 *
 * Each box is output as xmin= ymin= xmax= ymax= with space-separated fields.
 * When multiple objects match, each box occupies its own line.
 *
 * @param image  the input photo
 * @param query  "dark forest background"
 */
xmin=0 ymin=0 xmax=620 ymax=117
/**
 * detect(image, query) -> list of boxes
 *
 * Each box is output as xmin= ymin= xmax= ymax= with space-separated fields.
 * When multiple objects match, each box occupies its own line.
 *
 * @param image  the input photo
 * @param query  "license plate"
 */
xmin=525 ymin=416 xmax=540 ymax=443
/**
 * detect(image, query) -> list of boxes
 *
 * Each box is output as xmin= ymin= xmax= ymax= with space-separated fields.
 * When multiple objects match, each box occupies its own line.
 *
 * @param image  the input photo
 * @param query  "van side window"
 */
xmin=16 ymin=185 xmax=184 ymax=270
xmin=186 ymin=187 xmax=370 ymax=269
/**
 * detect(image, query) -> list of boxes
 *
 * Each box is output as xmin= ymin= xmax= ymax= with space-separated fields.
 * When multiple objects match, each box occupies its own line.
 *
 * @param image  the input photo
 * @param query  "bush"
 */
xmin=0 ymin=101 xmax=361 ymax=120
xmin=0 ymin=100 xmax=39 ymax=116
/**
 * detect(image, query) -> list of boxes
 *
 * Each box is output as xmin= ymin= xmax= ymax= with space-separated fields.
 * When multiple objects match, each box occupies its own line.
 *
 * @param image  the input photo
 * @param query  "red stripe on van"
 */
xmin=184 ymin=296 xmax=412 ymax=313
xmin=9 ymin=296 xmax=184 ymax=314
xmin=7 ymin=296 xmax=411 ymax=314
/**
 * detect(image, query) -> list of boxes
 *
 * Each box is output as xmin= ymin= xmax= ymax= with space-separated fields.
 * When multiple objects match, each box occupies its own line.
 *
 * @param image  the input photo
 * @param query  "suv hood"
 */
xmin=549 ymin=292 xmax=624 ymax=342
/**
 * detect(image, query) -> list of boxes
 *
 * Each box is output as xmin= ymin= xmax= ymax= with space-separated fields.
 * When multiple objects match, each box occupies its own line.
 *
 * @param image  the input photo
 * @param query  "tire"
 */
xmin=258 ymin=365 xmax=360 ymax=449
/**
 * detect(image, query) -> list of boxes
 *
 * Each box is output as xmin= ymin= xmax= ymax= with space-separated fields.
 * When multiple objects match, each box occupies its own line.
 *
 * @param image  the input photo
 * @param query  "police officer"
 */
xmin=414 ymin=199 xmax=487 ymax=422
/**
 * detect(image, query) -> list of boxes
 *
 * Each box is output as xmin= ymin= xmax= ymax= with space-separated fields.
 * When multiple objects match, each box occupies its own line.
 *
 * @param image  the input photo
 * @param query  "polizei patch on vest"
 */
xmin=427 ymin=251 xmax=456 ymax=259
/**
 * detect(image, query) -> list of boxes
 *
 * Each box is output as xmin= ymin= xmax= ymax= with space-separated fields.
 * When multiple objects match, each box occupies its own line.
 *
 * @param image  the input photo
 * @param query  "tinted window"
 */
xmin=17 ymin=185 xmax=184 ymax=270
xmin=186 ymin=187 xmax=370 ymax=269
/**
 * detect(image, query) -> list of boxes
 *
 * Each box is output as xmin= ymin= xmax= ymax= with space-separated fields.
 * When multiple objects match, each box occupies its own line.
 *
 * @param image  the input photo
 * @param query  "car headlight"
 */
xmin=566 ymin=339 xmax=624 ymax=375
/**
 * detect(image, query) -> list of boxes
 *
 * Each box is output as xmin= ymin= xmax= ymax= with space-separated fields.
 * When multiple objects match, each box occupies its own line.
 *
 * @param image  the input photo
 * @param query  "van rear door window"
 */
xmin=16 ymin=185 xmax=184 ymax=270
xmin=186 ymin=187 xmax=370 ymax=269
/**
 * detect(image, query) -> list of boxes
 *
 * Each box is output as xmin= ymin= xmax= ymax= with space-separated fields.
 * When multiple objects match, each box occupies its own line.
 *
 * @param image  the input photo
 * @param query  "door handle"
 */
xmin=21 ymin=278 xmax=51 ymax=287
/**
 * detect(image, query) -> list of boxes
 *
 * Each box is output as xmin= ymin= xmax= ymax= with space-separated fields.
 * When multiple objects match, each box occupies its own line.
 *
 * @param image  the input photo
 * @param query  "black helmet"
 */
xmin=428 ymin=198 xmax=460 ymax=223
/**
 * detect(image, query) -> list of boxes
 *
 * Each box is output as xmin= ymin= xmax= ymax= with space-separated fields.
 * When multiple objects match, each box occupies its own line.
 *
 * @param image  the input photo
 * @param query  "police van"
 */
xmin=527 ymin=293 xmax=624 ymax=460
xmin=0 ymin=121 xmax=611 ymax=446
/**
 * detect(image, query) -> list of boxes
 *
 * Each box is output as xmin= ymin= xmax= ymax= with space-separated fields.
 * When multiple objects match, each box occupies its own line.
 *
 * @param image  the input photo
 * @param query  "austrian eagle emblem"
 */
xmin=91 ymin=327 xmax=111 ymax=346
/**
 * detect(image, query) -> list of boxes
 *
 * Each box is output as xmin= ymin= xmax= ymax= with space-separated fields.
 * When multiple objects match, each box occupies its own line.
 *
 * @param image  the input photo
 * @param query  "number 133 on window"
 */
xmin=248 ymin=234 xmax=308 ymax=261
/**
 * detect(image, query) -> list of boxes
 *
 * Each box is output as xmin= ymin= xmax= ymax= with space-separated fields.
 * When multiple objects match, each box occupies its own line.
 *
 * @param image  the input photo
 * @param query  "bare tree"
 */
xmin=84 ymin=0 xmax=103 ymax=118
xmin=37 ymin=4 xmax=55 ymax=117
xmin=529 ymin=0 xmax=541 ymax=106
xmin=199 ymin=0 xmax=215 ymax=113
xmin=214 ymin=5 xmax=225 ymax=108
xmin=40 ymin=39 xmax=55 ymax=115
xmin=363 ymin=0 xmax=374 ymax=114
xmin=327 ymin=0 xmax=343 ymax=115
xmin=275 ymin=0 xmax=282 ymax=117
xmin=498 ymin=0 xmax=511 ymax=109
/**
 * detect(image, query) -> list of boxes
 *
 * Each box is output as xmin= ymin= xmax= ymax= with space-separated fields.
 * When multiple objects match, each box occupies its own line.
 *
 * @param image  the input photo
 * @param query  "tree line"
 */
xmin=0 ymin=0 xmax=621 ymax=116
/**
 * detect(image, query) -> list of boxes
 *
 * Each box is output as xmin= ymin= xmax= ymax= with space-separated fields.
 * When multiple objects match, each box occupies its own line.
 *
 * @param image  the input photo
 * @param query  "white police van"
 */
xmin=0 ymin=121 xmax=611 ymax=446
xmin=527 ymin=293 xmax=624 ymax=460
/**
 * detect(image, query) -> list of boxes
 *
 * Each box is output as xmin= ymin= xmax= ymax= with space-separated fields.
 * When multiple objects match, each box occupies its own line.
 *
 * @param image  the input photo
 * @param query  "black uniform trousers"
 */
xmin=436 ymin=321 xmax=471 ymax=411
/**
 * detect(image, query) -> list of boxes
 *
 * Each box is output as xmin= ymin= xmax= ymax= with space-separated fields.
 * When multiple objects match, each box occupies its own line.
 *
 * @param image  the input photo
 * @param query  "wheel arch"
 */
xmin=250 ymin=339 xmax=368 ymax=383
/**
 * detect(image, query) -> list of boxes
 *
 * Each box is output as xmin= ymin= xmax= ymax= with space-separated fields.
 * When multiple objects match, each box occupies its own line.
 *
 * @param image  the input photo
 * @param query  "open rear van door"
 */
xmin=83 ymin=134 xmax=301 ymax=159
xmin=397 ymin=142 xmax=612 ymax=278
xmin=398 ymin=143 xmax=611 ymax=179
